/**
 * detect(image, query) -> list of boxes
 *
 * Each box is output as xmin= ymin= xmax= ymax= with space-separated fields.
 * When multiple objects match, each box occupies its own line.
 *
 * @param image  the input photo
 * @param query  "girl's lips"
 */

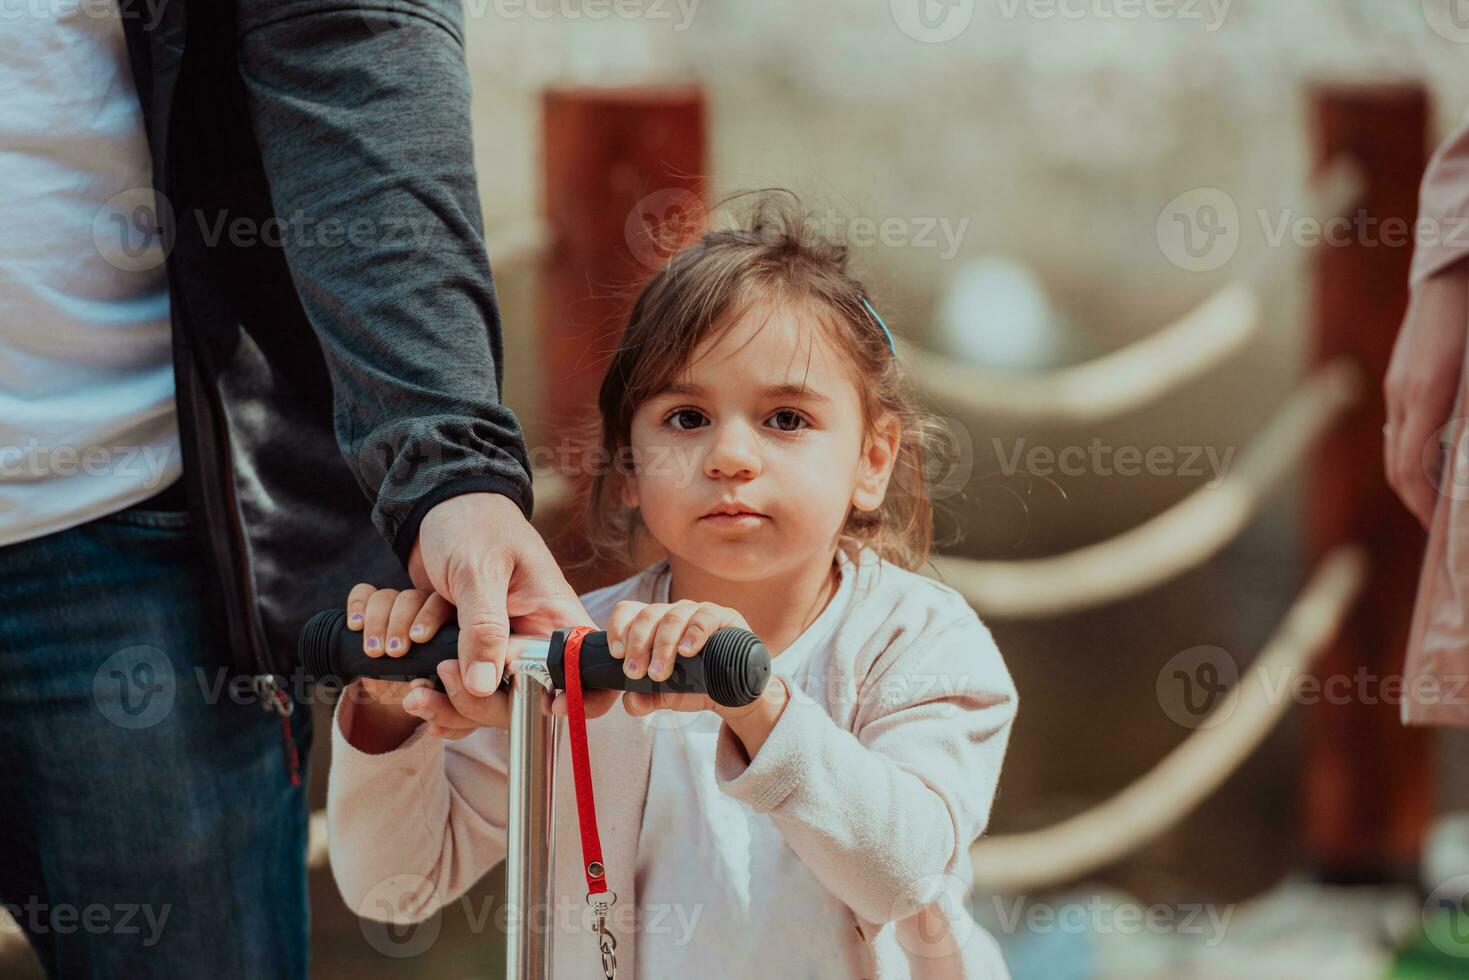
xmin=699 ymin=512 xmax=767 ymax=528
xmin=700 ymin=503 xmax=766 ymax=518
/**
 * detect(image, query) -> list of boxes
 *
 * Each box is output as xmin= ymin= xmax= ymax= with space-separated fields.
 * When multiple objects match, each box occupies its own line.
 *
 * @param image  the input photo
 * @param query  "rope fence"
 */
xmin=925 ymin=358 xmax=1363 ymax=619
xmin=968 ymin=544 xmax=1367 ymax=893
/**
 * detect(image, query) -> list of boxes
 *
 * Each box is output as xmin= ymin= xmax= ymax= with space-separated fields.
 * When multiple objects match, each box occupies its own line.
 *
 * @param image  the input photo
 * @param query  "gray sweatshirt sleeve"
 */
xmin=235 ymin=0 xmax=532 ymax=563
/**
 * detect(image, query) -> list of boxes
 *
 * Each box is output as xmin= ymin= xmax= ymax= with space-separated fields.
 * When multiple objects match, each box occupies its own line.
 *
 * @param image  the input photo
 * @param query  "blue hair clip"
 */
xmin=859 ymin=295 xmax=897 ymax=356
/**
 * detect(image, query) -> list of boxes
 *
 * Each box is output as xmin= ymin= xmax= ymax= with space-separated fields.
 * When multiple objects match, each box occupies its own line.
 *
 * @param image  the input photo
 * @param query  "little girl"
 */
xmin=325 ymin=192 xmax=1019 ymax=979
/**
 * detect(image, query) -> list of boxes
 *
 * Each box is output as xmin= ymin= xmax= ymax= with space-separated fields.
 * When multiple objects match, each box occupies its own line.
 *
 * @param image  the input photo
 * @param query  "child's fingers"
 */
xmin=676 ymin=604 xmax=740 ymax=659
xmin=622 ymin=603 xmax=672 ymax=680
xmin=620 ymin=691 xmax=651 ymax=717
xmin=401 ymin=686 xmax=479 ymax=733
xmin=362 ymin=588 xmax=399 ymax=657
xmin=409 ymin=592 xmax=454 ymax=645
xmin=621 ymin=690 xmax=701 ymax=716
xmin=604 ymin=600 xmax=645 ymax=660
xmin=346 ymin=582 xmax=376 ymax=630
xmin=648 ymin=601 xmax=701 ymax=681
xmin=385 ymin=590 xmax=430 ymax=657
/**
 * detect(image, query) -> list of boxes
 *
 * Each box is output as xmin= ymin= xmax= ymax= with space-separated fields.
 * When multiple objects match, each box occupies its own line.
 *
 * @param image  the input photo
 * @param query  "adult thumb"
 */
xmin=453 ymin=563 xmax=512 ymax=697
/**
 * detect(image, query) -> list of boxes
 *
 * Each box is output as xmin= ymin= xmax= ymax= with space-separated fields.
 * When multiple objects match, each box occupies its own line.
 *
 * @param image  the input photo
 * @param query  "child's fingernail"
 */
xmin=624 ymin=659 xmax=641 ymax=678
xmin=366 ymin=635 xmax=381 ymax=651
xmin=411 ymin=624 xmax=427 ymax=638
xmin=610 ymin=640 xmax=623 ymax=658
xmin=678 ymin=638 xmax=694 ymax=653
xmin=349 ymin=612 xmax=363 ymax=626
xmin=388 ymin=637 xmax=402 ymax=652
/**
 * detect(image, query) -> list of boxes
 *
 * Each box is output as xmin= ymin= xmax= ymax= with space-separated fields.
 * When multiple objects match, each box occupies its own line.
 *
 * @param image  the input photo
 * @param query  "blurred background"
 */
xmin=13 ymin=0 xmax=1469 ymax=977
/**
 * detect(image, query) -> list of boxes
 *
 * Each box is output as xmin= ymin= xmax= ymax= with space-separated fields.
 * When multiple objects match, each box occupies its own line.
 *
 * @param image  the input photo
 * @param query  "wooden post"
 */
xmin=536 ymin=86 xmax=707 ymax=591
xmin=1307 ymin=83 xmax=1432 ymax=881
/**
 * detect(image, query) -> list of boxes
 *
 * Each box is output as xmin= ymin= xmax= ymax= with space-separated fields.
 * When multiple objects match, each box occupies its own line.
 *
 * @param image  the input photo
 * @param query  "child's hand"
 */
xmin=598 ymin=599 xmax=757 ymax=721
xmin=345 ymin=583 xmax=499 ymax=739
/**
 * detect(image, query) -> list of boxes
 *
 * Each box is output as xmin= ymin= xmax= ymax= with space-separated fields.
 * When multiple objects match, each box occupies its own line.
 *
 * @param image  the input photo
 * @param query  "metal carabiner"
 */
xmin=587 ymin=891 xmax=618 ymax=980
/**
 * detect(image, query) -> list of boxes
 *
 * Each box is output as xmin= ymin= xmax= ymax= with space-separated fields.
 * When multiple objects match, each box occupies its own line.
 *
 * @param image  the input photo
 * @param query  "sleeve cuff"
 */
xmin=714 ymin=679 xmax=820 ymax=812
xmin=331 ymin=686 xmax=444 ymax=778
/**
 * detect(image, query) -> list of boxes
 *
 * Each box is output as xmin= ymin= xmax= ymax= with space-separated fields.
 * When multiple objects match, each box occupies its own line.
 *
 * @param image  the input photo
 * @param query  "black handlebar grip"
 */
xmin=297 ymin=609 xmax=461 ymax=687
xmin=544 ymin=626 xmax=769 ymax=708
xmin=297 ymin=611 xmax=771 ymax=708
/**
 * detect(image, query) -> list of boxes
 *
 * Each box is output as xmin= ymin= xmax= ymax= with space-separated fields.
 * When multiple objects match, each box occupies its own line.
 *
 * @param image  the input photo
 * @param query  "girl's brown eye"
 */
xmin=770 ymin=410 xmax=806 ymax=432
xmin=668 ymin=409 xmax=706 ymax=430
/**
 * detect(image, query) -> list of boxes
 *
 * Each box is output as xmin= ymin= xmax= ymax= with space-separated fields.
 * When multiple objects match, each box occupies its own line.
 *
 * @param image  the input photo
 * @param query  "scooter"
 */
xmin=297 ymin=609 xmax=771 ymax=979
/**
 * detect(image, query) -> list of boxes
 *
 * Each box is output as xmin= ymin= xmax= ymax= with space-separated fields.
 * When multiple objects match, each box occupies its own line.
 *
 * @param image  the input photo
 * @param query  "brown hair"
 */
xmin=576 ymin=189 xmax=946 ymax=575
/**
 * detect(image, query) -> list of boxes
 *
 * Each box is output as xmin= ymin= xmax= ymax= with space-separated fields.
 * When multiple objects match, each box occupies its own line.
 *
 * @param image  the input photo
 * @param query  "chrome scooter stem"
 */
xmin=503 ymin=637 xmax=558 ymax=980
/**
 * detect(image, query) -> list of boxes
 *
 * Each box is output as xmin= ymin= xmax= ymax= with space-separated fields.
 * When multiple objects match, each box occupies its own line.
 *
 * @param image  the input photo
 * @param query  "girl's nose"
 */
xmin=703 ymin=422 xmax=762 ymax=480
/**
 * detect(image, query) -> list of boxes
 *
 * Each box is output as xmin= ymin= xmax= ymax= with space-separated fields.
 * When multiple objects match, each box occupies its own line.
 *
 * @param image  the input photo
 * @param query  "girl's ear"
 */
xmin=619 ymin=472 xmax=639 ymax=510
xmin=852 ymin=413 xmax=901 ymax=513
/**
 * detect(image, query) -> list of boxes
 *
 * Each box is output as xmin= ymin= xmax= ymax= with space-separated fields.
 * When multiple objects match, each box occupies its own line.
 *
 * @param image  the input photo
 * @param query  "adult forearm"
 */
xmin=236 ymin=0 xmax=533 ymax=560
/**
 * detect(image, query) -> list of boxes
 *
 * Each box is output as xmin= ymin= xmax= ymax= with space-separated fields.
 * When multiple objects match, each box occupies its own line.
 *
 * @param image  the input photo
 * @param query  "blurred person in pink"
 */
xmin=1391 ymin=108 xmax=1469 ymax=727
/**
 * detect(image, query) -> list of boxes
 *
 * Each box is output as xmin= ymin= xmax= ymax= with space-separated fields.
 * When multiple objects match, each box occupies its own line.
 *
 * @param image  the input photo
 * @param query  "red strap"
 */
xmin=563 ymin=626 xmax=608 ymax=895
xmin=276 ymin=690 xmax=301 ymax=787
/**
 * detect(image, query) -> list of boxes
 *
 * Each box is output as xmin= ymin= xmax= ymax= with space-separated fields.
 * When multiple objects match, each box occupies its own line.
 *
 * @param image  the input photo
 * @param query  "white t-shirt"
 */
xmin=633 ymin=548 xmax=870 ymax=979
xmin=0 ymin=1 xmax=181 ymax=547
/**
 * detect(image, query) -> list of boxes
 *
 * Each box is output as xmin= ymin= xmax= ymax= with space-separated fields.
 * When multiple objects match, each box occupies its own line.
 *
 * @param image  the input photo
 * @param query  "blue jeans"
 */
xmin=0 ymin=502 xmax=313 ymax=979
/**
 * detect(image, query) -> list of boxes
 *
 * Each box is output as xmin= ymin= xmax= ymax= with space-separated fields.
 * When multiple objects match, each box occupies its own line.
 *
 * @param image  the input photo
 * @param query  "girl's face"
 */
xmin=623 ymin=301 xmax=899 ymax=581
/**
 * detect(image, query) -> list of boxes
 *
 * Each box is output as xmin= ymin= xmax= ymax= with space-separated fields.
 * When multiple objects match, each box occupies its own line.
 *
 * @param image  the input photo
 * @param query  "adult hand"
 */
xmin=1386 ymin=260 xmax=1469 ymax=529
xmin=405 ymin=492 xmax=619 ymax=726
